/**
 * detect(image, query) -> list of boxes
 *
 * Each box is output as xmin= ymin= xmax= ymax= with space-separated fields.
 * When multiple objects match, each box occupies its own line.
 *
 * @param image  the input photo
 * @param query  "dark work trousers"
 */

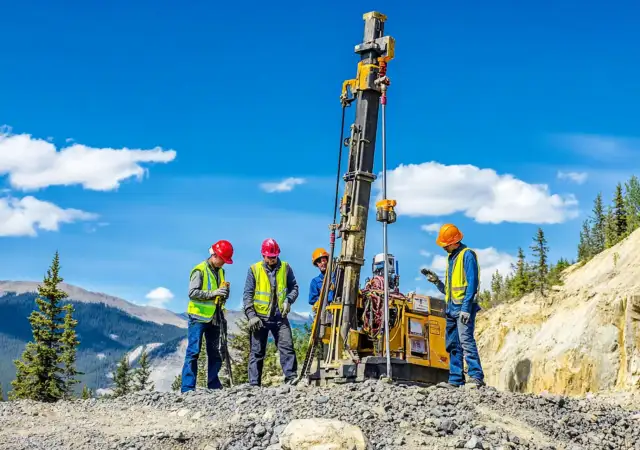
xmin=248 ymin=316 xmax=298 ymax=385
xmin=180 ymin=318 xmax=222 ymax=392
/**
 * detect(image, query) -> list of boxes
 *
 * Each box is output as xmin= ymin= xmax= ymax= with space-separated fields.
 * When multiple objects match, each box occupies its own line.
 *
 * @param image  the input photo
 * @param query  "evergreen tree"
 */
xmin=604 ymin=206 xmax=618 ymax=249
xmin=0 ymin=384 xmax=4 ymax=401
xmin=624 ymin=175 xmax=640 ymax=232
xmin=547 ymin=258 xmax=569 ymax=287
xmin=171 ymin=374 xmax=182 ymax=392
xmin=614 ymin=182 xmax=628 ymax=240
xmin=229 ymin=318 xmax=251 ymax=385
xmin=10 ymin=252 xmax=68 ymax=402
xmin=196 ymin=335 xmax=208 ymax=388
xmin=478 ymin=289 xmax=492 ymax=309
xmin=530 ymin=228 xmax=549 ymax=295
xmin=112 ymin=355 xmax=132 ymax=397
xmin=577 ymin=219 xmax=593 ymax=261
xmin=510 ymin=247 xmax=531 ymax=298
xmin=81 ymin=385 xmax=93 ymax=399
xmin=59 ymin=303 xmax=81 ymax=399
xmin=134 ymin=348 xmax=154 ymax=391
xmin=591 ymin=193 xmax=606 ymax=254
xmin=490 ymin=270 xmax=505 ymax=304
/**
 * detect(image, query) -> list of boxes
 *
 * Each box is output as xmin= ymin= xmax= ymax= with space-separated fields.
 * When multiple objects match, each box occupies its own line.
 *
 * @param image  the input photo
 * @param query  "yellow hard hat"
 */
xmin=436 ymin=224 xmax=463 ymax=247
xmin=312 ymin=248 xmax=329 ymax=265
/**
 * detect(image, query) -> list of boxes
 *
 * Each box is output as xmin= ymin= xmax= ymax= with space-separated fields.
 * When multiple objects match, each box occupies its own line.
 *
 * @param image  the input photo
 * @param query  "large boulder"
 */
xmin=476 ymin=229 xmax=640 ymax=396
xmin=279 ymin=418 xmax=368 ymax=450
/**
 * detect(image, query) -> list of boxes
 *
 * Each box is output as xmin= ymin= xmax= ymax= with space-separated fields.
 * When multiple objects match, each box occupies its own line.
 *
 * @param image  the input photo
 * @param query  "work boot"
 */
xmin=465 ymin=378 xmax=486 ymax=389
xmin=436 ymin=381 xmax=461 ymax=389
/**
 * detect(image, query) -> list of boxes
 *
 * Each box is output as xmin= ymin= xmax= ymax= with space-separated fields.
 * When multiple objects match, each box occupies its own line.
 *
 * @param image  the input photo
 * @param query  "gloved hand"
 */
xmin=281 ymin=300 xmax=291 ymax=317
xmin=248 ymin=317 xmax=263 ymax=333
xmin=312 ymin=301 xmax=319 ymax=313
xmin=460 ymin=311 xmax=470 ymax=325
xmin=420 ymin=268 xmax=440 ymax=284
xmin=211 ymin=287 xmax=229 ymax=298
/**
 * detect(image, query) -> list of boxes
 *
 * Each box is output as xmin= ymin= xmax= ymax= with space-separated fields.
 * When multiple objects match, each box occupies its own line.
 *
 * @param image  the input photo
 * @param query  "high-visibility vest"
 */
xmin=251 ymin=261 xmax=288 ymax=317
xmin=186 ymin=261 xmax=226 ymax=322
xmin=444 ymin=247 xmax=480 ymax=305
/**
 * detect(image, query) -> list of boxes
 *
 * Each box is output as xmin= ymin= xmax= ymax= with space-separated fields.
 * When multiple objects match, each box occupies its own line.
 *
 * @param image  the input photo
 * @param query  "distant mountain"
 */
xmin=0 ymin=281 xmax=311 ymax=396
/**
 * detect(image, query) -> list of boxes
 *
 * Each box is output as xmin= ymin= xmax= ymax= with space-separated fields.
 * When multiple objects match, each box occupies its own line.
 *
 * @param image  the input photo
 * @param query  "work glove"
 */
xmin=248 ymin=317 xmax=263 ymax=333
xmin=312 ymin=301 xmax=319 ymax=313
xmin=281 ymin=300 xmax=291 ymax=317
xmin=420 ymin=268 xmax=440 ymax=284
xmin=211 ymin=287 xmax=229 ymax=299
xmin=460 ymin=311 xmax=470 ymax=325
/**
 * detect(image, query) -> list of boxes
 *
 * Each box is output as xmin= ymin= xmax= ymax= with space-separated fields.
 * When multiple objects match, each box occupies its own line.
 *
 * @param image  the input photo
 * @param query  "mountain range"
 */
xmin=0 ymin=281 xmax=310 ymax=396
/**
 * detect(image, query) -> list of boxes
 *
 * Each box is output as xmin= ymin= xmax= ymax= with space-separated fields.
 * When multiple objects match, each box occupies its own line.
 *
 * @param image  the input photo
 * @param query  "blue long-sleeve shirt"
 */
xmin=434 ymin=243 xmax=479 ymax=314
xmin=308 ymin=271 xmax=335 ymax=305
xmin=242 ymin=258 xmax=299 ymax=320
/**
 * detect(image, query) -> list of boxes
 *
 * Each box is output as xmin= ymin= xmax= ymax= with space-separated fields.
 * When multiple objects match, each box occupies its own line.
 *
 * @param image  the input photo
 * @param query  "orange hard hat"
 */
xmin=311 ymin=248 xmax=329 ymax=265
xmin=436 ymin=224 xmax=463 ymax=247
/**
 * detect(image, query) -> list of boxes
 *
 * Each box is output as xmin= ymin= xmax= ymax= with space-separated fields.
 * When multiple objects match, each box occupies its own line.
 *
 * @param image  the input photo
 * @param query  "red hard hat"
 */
xmin=261 ymin=238 xmax=280 ymax=257
xmin=211 ymin=240 xmax=234 ymax=264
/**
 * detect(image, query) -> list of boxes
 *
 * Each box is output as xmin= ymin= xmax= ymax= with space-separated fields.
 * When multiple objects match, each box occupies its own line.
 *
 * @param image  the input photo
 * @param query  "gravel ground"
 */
xmin=1 ymin=381 xmax=639 ymax=450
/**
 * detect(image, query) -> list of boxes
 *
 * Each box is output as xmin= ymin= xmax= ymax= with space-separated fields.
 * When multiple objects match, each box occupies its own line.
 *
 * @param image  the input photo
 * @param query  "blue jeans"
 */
xmin=445 ymin=302 xmax=484 ymax=386
xmin=180 ymin=318 xmax=222 ymax=392
xmin=248 ymin=316 xmax=297 ymax=386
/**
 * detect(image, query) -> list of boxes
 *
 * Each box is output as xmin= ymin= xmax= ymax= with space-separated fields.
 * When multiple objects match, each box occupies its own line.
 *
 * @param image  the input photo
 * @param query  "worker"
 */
xmin=308 ymin=248 xmax=335 ymax=310
xmin=180 ymin=240 xmax=234 ymax=393
xmin=421 ymin=224 xmax=485 ymax=388
xmin=242 ymin=238 xmax=299 ymax=386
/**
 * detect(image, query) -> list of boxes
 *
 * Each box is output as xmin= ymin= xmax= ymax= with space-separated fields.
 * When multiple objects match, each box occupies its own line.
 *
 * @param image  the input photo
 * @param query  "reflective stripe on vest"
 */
xmin=186 ymin=261 xmax=225 ymax=322
xmin=251 ymin=261 xmax=288 ymax=316
xmin=444 ymin=247 xmax=479 ymax=305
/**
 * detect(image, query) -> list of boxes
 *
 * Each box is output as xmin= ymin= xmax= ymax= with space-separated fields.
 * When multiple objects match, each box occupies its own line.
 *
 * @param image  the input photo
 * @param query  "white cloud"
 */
xmin=376 ymin=162 xmax=578 ymax=224
xmin=419 ymin=249 xmax=432 ymax=257
xmin=421 ymin=223 xmax=442 ymax=234
xmin=144 ymin=287 xmax=174 ymax=308
xmin=0 ymin=128 xmax=176 ymax=191
xmin=259 ymin=177 xmax=306 ymax=193
xmin=551 ymin=133 xmax=639 ymax=162
xmin=424 ymin=247 xmax=516 ymax=293
xmin=0 ymin=195 xmax=97 ymax=237
xmin=557 ymin=171 xmax=588 ymax=184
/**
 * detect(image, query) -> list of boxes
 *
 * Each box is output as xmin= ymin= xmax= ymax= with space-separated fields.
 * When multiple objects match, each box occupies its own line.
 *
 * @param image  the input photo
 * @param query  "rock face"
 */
xmin=279 ymin=418 xmax=368 ymax=450
xmin=476 ymin=228 xmax=640 ymax=396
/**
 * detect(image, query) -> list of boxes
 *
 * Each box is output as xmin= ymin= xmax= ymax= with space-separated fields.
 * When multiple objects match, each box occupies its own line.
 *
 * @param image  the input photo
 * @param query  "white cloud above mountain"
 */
xmin=145 ymin=287 xmax=175 ymax=308
xmin=0 ymin=127 xmax=176 ymax=191
xmin=376 ymin=162 xmax=578 ymax=224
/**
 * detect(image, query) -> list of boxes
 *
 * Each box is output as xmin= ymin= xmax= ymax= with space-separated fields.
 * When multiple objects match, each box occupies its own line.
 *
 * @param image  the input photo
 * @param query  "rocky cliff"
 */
xmin=476 ymin=227 xmax=640 ymax=396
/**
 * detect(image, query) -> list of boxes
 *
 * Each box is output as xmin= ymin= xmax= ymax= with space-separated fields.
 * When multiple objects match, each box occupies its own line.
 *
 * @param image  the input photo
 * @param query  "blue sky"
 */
xmin=1 ymin=1 xmax=639 ymax=315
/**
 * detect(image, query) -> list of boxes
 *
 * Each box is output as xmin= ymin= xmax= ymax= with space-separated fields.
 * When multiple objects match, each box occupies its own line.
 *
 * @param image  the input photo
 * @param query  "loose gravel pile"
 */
xmin=1 ymin=381 xmax=639 ymax=450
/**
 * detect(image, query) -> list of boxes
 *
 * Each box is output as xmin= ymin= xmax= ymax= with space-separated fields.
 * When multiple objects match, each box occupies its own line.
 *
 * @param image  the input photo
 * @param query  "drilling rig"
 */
xmin=295 ymin=12 xmax=450 ymax=386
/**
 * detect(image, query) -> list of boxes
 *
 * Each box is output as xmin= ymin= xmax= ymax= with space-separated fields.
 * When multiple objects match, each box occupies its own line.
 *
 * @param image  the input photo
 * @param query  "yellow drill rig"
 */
xmin=295 ymin=12 xmax=450 ymax=386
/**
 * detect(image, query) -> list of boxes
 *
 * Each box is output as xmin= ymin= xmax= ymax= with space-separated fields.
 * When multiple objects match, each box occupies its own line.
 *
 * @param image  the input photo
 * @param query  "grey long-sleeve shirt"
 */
xmin=242 ymin=259 xmax=298 ymax=320
xmin=188 ymin=261 xmax=223 ymax=324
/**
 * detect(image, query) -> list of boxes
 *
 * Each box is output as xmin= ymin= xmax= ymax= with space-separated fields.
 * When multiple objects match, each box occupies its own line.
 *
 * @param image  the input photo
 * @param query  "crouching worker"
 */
xmin=180 ymin=240 xmax=234 ymax=392
xmin=243 ymin=238 xmax=299 ymax=386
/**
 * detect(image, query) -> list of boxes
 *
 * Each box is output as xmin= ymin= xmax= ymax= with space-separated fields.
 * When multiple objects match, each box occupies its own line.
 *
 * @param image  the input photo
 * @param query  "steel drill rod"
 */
xmin=381 ymin=98 xmax=392 ymax=379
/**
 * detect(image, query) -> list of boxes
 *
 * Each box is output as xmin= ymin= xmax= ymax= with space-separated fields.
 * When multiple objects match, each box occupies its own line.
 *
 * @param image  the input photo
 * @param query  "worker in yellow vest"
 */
xmin=180 ymin=240 xmax=234 ymax=392
xmin=422 ymin=224 xmax=485 ymax=388
xmin=242 ymin=238 xmax=299 ymax=386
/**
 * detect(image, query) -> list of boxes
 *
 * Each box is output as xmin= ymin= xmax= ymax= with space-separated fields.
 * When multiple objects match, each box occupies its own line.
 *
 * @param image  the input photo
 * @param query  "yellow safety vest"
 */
xmin=444 ymin=247 xmax=480 ymax=305
xmin=251 ymin=261 xmax=288 ymax=317
xmin=186 ymin=261 xmax=226 ymax=322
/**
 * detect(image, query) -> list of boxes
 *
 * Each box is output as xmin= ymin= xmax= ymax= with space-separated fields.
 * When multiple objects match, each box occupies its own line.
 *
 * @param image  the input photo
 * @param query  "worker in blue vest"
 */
xmin=181 ymin=240 xmax=234 ymax=392
xmin=422 ymin=224 xmax=485 ymax=388
xmin=308 ymin=248 xmax=335 ymax=310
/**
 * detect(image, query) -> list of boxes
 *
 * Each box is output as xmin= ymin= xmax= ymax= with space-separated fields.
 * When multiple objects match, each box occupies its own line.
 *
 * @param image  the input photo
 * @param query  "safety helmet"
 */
xmin=435 ymin=224 xmax=463 ymax=247
xmin=311 ymin=248 xmax=329 ymax=265
xmin=261 ymin=238 xmax=280 ymax=257
xmin=210 ymin=240 xmax=234 ymax=264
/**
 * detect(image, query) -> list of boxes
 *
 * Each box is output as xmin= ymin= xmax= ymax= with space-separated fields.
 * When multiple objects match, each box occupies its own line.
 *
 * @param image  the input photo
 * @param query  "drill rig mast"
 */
xmin=296 ymin=11 xmax=449 ymax=387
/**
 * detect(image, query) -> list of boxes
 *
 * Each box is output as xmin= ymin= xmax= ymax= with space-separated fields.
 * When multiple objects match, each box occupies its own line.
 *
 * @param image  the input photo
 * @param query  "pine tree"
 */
xmin=81 ymin=385 xmax=93 ymax=399
xmin=229 ymin=318 xmax=251 ymax=385
xmin=591 ymin=193 xmax=606 ymax=254
xmin=577 ymin=219 xmax=593 ymax=261
xmin=112 ymin=355 xmax=132 ymax=397
xmin=547 ymin=258 xmax=569 ymax=287
xmin=490 ymin=270 xmax=505 ymax=304
xmin=196 ymin=335 xmax=208 ymax=388
xmin=134 ymin=348 xmax=154 ymax=391
xmin=171 ymin=374 xmax=182 ymax=392
xmin=614 ymin=182 xmax=628 ymax=240
xmin=604 ymin=206 xmax=618 ymax=248
xmin=59 ymin=303 xmax=81 ymax=399
xmin=478 ymin=290 xmax=492 ymax=309
xmin=510 ymin=247 xmax=531 ymax=298
xmin=624 ymin=175 xmax=640 ymax=232
xmin=530 ymin=228 xmax=549 ymax=295
xmin=10 ymin=252 xmax=68 ymax=402
xmin=0 ymin=384 xmax=4 ymax=401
